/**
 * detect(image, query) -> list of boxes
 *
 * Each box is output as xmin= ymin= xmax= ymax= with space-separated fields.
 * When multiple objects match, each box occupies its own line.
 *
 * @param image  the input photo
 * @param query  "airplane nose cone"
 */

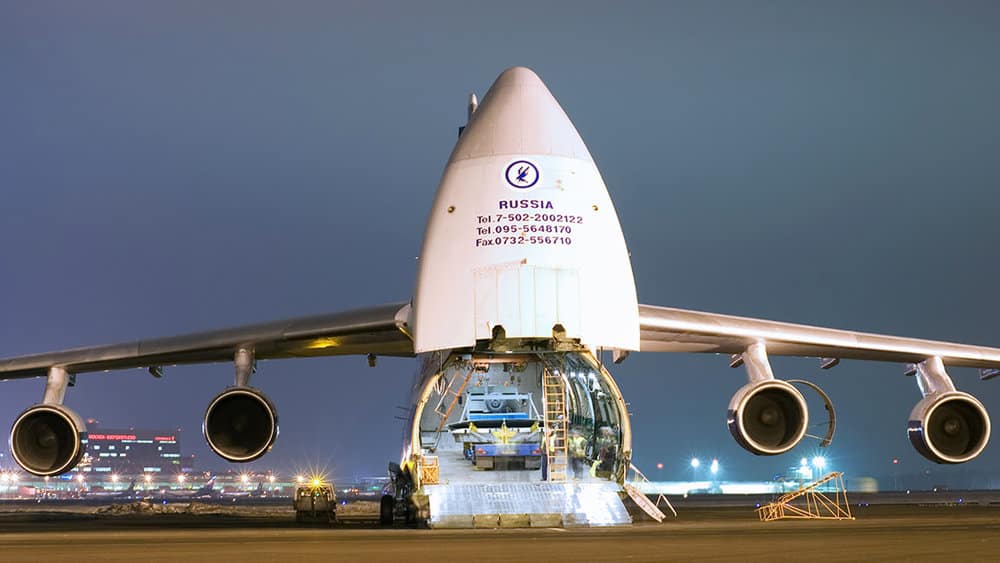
xmin=493 ymin=66 xmax=545 ymax=88
xmin=450 ymin=66 xmax=592 ymax=163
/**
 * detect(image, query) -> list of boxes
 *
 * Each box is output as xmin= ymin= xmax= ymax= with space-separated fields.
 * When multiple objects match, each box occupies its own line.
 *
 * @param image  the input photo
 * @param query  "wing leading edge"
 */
xmin=638 ymin=303 xmax=1000 ymax=370
xmin=0 ymin=302 xmax=413 ymax=380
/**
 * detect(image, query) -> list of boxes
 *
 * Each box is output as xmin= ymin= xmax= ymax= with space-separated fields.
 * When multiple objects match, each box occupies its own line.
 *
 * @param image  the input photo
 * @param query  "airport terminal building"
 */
xmin=74 ymin=422 xmax=193 ymax=475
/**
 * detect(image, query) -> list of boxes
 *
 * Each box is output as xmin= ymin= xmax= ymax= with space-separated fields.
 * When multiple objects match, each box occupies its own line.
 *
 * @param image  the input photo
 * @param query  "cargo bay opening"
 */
xmin=408 ymin=349 xmax=632 ymax=488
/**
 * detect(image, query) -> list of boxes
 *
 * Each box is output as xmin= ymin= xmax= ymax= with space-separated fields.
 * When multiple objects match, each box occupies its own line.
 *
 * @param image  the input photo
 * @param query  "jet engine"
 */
xmin=9 ymin=404 xmax=87 ymax=476
xmin=727 ymin=380 xmax=808 ymax=455
xmin=203 ymin=387 xmax=278 ymax=462
xmin=908 ymin=392 xmax=990 ymax=464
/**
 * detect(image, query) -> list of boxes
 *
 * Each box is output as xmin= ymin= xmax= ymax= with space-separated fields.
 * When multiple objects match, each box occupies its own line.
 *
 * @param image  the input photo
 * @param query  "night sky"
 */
xmin=2 ymin=2 xmax=999 ymax=487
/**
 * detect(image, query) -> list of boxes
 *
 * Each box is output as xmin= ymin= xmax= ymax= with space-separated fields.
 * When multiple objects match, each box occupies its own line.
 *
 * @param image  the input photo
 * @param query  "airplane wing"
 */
xmin=638 ymin=303 xmax=1000 ymax=371
xmin=0 ymin=301 xmax=413 ymax=380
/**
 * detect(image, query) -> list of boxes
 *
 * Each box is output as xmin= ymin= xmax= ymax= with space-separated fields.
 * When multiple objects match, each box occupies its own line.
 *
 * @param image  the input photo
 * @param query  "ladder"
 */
xmin=542 ymin=368 xmax=569 ymax=482
xmin=757 ymin=471 xmax=854 ymax=521
xmin=626 ymin=463 xmax=676 ymax=521
xmin=433 ymin=366 xmax=476 ymax=434
xmin=623 ymin=484 xmax=668 ymax=522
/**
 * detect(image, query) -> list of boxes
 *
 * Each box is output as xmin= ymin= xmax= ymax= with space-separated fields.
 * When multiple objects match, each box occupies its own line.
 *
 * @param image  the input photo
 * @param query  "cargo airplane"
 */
xmin=2 ymin=67 xmax=997 ymax=526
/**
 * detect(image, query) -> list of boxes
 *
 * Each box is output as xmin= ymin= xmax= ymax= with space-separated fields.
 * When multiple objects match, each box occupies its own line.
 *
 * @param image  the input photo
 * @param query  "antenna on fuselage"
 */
xmin=459 ymin=93 xmax=478 ymax=138
xmin=467 ymin=93 xmax=478 ymax=121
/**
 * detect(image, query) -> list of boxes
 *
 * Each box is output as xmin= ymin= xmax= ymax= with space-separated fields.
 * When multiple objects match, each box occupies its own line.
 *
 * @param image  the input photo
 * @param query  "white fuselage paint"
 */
xmin=412 ymin=67 xmax=639 ymax=354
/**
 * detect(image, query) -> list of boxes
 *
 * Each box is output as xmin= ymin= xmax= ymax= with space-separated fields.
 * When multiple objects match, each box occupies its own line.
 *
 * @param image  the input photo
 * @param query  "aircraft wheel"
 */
xmin=380 ymin=494 xmax=395 ymax=526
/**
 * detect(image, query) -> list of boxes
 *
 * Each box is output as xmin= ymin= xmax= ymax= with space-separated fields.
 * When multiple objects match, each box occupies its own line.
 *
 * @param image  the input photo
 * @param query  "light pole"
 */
xmin=892 ymin=458 xmax=900 ymax=491
xmin=690 ymin=457 xmax=700 ymax=481
xmin=811 ymin=456 xmax=827 ymax=490
xmin=812 ymin=456 xmax=826 ymax=472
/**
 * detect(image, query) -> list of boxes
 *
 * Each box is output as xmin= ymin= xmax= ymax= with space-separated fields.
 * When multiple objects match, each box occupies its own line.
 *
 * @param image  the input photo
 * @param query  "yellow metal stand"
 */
xmin=757 ymin=471 xmax=854 ymax=521
xmin=418 ymin=455 xmax=440 ymax=485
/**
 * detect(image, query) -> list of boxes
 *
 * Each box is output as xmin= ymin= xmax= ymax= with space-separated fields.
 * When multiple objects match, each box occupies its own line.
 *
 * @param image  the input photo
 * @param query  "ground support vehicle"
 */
xmin=293 ymin=482 xmax=336 ymax=524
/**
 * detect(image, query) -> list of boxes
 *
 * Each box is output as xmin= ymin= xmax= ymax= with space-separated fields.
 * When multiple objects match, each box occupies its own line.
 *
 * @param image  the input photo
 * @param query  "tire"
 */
xmin=379 ymin=494 xmax=395 ymax=526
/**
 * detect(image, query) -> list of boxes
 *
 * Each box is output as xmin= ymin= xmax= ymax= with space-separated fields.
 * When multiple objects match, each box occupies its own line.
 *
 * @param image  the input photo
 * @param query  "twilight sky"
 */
xmin=1 ymin=1 xmax=998 ymax=486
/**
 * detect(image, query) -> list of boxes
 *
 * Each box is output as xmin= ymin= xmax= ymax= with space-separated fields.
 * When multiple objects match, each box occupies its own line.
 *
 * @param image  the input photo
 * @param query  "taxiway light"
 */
xmin=690 ymin=458 xmax=700 ymax=469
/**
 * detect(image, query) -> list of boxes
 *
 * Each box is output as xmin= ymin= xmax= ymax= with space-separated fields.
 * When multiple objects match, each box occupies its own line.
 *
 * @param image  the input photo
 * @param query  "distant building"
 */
xmin=74 ymin=421 xmax=193 ymax=475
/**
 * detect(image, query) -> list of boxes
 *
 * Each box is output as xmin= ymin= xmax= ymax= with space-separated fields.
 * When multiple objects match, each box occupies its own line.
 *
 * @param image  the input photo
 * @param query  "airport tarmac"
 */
xmin=1 ymin=502 xmax=998 ymax=562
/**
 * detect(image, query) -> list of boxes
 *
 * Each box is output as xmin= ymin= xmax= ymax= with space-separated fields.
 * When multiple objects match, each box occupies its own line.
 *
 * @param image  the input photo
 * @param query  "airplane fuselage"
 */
xmin=396 ymin=67 xmax=644 ymax=501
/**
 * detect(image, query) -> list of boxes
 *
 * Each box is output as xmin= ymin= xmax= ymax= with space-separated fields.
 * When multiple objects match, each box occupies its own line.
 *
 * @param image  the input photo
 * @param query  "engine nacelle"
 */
xmin=727 ymin=380 xmax=808 ymax=455
xmin=203 ymin=387 xmax=278 ymax=462
xmin=9 ymin=404 xmax=87 ymax=476
xmin=908 ymin=392 xmax=990 ymax=464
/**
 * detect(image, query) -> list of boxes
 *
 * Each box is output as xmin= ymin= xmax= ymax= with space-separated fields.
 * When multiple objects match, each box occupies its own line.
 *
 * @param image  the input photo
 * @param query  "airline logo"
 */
xmin=504 ymin=160 xmax=539 ymax=189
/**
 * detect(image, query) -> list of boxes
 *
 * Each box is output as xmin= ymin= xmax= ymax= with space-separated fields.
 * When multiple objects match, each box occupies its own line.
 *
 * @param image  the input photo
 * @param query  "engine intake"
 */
xmin=727 ymin=380 xmax=808 ymax=455
xmin=203 ymin=387 xmax=278 ymax=462
xmin=9 ymin=404 xmax=87 ymax=476
xmin=908 ymin=392 xmax=990 ymax=464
